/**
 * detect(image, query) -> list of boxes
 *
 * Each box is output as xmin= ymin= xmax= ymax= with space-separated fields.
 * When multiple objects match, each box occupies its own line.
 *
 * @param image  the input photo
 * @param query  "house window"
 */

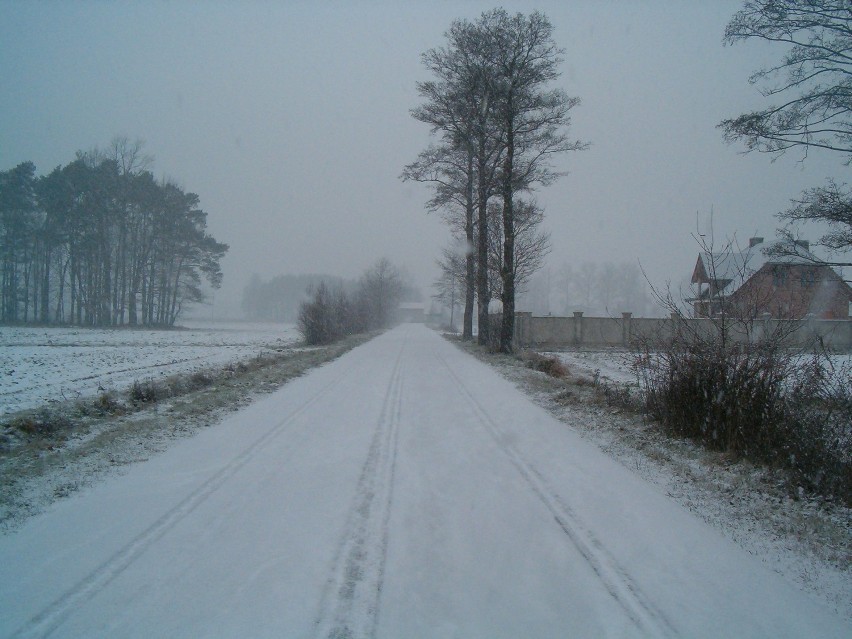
xmin=772 ymin=266 xmax=787 ymax=288
xmin=800 ymin=270 xmax=816 ymax=287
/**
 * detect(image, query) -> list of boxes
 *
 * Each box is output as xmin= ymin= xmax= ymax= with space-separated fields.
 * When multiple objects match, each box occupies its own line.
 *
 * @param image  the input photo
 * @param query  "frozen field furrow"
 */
xmin=0 ymin=321 xmax=299 ymax=417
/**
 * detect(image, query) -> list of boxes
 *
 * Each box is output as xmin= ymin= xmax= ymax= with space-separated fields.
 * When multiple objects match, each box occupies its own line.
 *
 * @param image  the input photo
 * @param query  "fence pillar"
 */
xmin=621 ymin=312 xmax=632 ymax=346
xmin=669 ymin=312 xmax=682 ymax=343
xmin=573 ymin=311 xmax=584 ymax=346
xmin=514 ymin=311 xmax=532 ymax=348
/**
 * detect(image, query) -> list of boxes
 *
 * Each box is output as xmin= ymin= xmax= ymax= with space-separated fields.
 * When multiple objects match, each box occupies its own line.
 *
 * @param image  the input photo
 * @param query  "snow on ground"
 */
xmin=0 ymin=325 xmax=849 ymax=638
xmin=0 ymin=321 xmax=300 ymax=417
xmin=507 ymin=346 xmax=852 ymax=620
xmin=544 ymin=349 xmax=639 ymax=386
xmin=546 ymin=348 xmax=852 ymax=389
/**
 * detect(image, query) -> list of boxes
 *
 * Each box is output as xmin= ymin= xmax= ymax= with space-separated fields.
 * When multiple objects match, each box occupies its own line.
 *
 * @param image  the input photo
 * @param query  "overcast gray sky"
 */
xmin=2 ymin=1 xmax=847 ymax=315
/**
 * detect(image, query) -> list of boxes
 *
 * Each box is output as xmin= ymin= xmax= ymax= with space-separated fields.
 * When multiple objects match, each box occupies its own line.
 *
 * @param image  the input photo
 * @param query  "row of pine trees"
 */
xmin=0 ymin=141 xmax=227 ymax=326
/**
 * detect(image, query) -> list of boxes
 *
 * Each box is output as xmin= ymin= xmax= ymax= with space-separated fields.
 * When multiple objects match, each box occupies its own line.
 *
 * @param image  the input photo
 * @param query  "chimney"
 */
xmin=795 ymin=239 xmax=810 ymax=251
xmin=749 ymin=237 xmax=764 ymax=248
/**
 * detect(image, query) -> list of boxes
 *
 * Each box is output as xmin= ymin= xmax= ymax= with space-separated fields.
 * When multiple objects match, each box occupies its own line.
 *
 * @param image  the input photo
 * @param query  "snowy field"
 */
xmin=0 ymin=321 xmax=300 ymax=417
xmin=545 ymin=348 xmax=852 ymax=390
xmin=544 ymin=349 xmax=639 ymax=387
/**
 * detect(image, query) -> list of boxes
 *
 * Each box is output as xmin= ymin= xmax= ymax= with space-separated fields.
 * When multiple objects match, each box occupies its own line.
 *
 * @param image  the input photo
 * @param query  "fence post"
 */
xmin=573 ymin=311 xmax=584 ymax=346
xmin=622 ymin=312 xmax=632 ymax=346
xmin=514 ymin=311 xmax=532 ymax=348
xmin=669 ymin=312 xmax=681 ymax=344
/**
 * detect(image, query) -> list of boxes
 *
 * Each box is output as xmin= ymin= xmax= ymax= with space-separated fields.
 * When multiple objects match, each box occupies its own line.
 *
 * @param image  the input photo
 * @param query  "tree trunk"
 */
xmin=56 ymin=256 xmax=67 ymax=324
xmin=476 ymin=144 xmax=490 ymax=345
xmin=169 ymin=255 xmax=185 ymax=326
xmin=463 ymin=147 xmax=475 ymax=340
xmin=499 ymin=114 xmax=515 ymax=353
xmin=40 ymin=245 xmax=50 ymax=323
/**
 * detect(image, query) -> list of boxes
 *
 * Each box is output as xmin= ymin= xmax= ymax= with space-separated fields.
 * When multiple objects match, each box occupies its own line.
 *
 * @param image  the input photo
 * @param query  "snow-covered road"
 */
xmin=1 ymin=324 xmax=848 ymax=638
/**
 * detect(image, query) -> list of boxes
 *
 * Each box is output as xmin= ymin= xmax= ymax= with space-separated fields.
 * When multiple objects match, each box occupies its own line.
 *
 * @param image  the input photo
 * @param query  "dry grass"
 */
xmin=519 ymin=351 xmax=569 ymax=378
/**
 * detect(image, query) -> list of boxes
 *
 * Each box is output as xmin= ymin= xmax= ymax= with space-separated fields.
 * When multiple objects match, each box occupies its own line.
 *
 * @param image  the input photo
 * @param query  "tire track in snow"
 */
xmin=314 ymin=342 xmax=405 ymax=639
xmin=438 ymin=353 xmax=678 ymax=639
xmin=8 ymin=364 xmax=357 ymax=639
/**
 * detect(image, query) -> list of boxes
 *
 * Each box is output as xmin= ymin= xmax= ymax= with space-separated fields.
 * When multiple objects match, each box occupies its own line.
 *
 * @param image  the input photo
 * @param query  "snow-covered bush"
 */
xmin=630 ymin=229 xmax=852 ymax=502
xmin=130 ymin=378 xmax=164 ymax=404
xmin=7 ymin=410 xmax=73 ymax=439
xmin=638 ymin=336 xmax=851 ymax=504
xmin=641 ymin=340 xmax=791 ymax=456
xmin=297 ymin=259 xmax=406 ymax=345
xmin=784 ymin=356 xmax=852 ymax=502
xmin=297 ymin=282 xmax=359 ymax=345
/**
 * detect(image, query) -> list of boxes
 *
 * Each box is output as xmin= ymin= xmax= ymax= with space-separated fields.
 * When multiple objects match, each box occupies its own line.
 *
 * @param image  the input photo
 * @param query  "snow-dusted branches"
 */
xmin=720 ymin=0 xmax=852 ymax=160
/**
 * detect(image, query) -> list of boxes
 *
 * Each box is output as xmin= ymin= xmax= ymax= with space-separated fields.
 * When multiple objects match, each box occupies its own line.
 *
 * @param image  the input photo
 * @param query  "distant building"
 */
xmin=689 ymin=237 xmax=852 ymax=320
xmin=398 ymin=302 xmax=426 ymax=323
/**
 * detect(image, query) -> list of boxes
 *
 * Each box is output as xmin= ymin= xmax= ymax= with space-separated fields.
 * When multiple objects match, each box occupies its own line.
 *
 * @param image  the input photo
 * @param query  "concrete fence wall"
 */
xmin=511 ymin=311 xmax=852 ymax=351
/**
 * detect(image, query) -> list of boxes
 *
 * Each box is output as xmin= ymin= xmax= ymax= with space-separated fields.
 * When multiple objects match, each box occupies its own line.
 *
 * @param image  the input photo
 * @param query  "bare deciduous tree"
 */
xmin=358 ymin=257 xmax=404 ymax=330
xmin=433 ymin=244 xmax=467 ymax=330
xmin=772 ymin=180 xmax=852 ymax=271
xmin=486 ymin=199 xmax=550 ymax=300
xmin=405 ymin=17 xmax=503 ymax=342
xmin=402 ymin=143 xmax=479 ymax=338
xmin=482 ymin=9 xmax=587 ymax=352
xmin=721 ymin=0 xmax=852 ymax=268
xmin=408 ymin=9 xmax=585 ymax=350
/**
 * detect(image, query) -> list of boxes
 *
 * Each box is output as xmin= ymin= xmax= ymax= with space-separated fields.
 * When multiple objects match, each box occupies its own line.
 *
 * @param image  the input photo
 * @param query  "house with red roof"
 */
xmin=689 ymin=237 xmax=852 ymax=320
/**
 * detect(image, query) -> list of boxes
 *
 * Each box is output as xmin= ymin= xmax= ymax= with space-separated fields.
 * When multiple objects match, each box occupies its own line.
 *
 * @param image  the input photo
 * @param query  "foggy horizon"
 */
xmin=3 ymin=1 xmax=847 ymax=317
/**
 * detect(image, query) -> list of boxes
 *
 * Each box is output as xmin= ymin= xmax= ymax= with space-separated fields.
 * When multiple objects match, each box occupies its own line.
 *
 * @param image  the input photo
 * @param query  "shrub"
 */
xmin=523 ymin=352 xmax=568 ymax=378
xmin=298 ymin=282 xmax=343 ymax=345
xmin=9 ymin=409 xmax=73 ymax=439
xmin=600 ymin=382 xmax=641 ymax=412
xmin=632 ymin=229 xmax=851 ymax=502
xmin=94 ymin=392 xmax=123 ymax=415
xmin=130 ymin=378 xmax=162 ymax=404
xmin=643 ymin=342 xmax=791 ymax=458
xmin=784 ymin=356 xmax=852 ymax=502
xmin=297 ymin=260 xmax=405 ymax=345
xmin=190 ymin=371 xmax=212 ymax=388
xmin=638 ymin=337 xmax=852 ymax=504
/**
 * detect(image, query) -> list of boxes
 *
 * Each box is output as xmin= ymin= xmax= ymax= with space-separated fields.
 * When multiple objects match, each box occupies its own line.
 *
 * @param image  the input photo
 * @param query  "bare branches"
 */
xmin=722 ymin=1 xmax=852 ymax=269
xmin=482 ymin=9 xmax=586 ymax=352
xmin=406 ymin=9 xmax=585 ymax=349
xmin=486 ymin=199 xmax=550 ymax=298
xmin=774 ymin=179 xmax=852 ymax=269
xmin=721 ymin=0 xmax=852 ymax=161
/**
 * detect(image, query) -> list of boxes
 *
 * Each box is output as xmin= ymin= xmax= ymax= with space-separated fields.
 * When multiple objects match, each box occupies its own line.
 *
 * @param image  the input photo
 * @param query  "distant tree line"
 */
xmin=241 ymin=273 xmax=354 ymax=322
xmin=518 ymin=261 xmax=654 ymax=318
xmin=0 ymin=139 xmax=228 ymax=326
xmin=298 ymin=258 xmax=406 ymax=345
xmin=404 ymin=8 xmax=586 ymax=352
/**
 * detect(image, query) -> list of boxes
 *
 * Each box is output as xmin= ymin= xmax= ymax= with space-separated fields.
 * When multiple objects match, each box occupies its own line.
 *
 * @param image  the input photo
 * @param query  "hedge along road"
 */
xmin=0 ymin=324 xmax=848 ymax=638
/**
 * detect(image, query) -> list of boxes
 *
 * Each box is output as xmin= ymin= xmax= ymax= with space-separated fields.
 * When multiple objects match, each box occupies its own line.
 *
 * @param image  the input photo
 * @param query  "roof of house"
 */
xmin=691 ymin=238 xmax=822 ymax=299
